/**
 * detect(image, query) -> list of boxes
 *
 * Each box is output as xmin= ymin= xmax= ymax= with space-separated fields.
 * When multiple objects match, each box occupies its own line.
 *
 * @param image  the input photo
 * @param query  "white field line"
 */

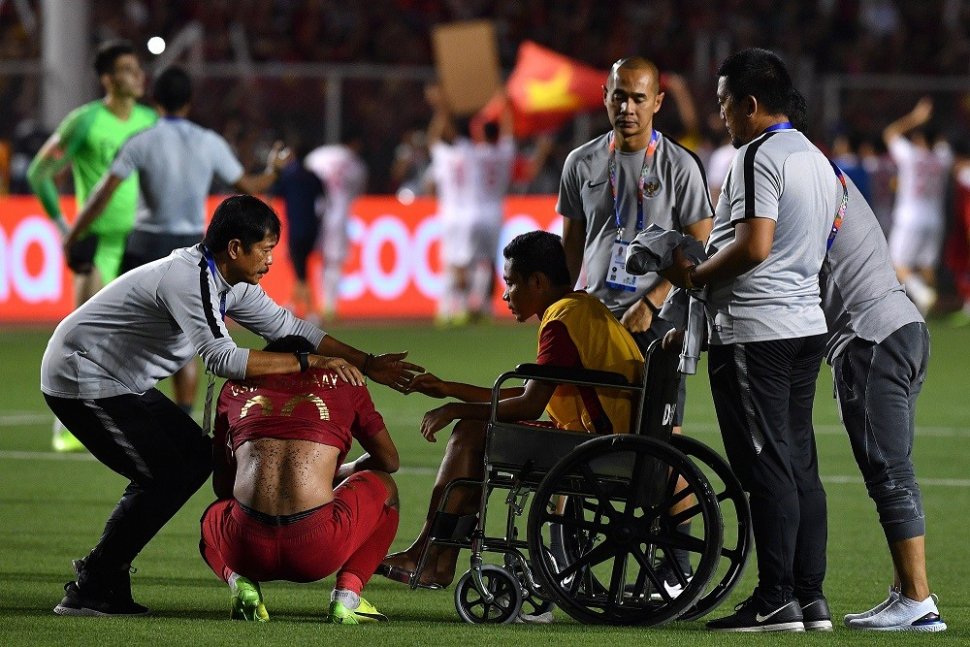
xmin=1 ymin=450 xmax=969 ymax=488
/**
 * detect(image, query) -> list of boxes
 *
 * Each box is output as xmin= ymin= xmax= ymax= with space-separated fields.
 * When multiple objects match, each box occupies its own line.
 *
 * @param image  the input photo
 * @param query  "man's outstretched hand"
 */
xmin=367 ymin=352 xmax=424 ymax=393
xmin=405 ymin=372 xmax=452 ymax=399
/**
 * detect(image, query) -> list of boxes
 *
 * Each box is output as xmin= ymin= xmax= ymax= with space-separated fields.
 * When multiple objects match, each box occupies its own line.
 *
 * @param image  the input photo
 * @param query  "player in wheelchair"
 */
xmin=379 ymin=230 xmax=752 ymax=626
xmin=377 ymin=230 xmax=643 ymax=590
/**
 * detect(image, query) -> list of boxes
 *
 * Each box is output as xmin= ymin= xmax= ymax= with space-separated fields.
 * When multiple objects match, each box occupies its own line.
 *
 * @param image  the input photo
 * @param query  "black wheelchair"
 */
xmin=405 ymin=341 xmax=752 ymax=626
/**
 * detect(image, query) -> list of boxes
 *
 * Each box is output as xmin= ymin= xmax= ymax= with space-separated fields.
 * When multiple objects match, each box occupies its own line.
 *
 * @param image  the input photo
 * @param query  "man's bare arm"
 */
xmin=562 ymin=217 xmax=587 ymax=288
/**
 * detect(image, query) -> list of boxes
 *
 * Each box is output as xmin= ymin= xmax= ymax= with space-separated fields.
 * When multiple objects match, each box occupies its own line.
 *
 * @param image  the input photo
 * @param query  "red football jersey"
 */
xmin=214 ymin=370 xmax=385 ymax=466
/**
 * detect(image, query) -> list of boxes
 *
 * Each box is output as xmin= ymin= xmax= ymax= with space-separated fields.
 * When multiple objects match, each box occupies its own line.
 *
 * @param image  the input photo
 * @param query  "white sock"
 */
xmin=332 ymin=588 xmax=360 ymax=610
xmin=227 ymin=571 xmax=241 ymax=592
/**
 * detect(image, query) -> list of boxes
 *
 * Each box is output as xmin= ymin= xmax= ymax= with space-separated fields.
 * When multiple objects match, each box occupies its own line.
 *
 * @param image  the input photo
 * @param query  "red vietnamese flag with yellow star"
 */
xmin=474 ymin=41 xmax=607 ymax=137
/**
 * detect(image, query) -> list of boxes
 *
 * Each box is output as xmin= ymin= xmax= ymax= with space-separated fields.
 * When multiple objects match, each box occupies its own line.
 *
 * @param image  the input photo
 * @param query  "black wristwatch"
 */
xmin=642 ymin=296 xmax=660 ymax=314
xmin=295 ymin=351 xmax=310 ymax=372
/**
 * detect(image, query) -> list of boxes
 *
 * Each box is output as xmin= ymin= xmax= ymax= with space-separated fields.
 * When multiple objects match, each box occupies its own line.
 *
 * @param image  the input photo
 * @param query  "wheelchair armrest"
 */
xmin=512 ymin=363 xmax=632 ymax=387
xmin=488 ymin=364 xmax=637 ymax=424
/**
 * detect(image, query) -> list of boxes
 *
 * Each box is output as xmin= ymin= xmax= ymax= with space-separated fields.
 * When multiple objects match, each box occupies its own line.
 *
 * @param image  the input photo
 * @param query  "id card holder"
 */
xmin=605 ymin=239 xmax=638 ymax=292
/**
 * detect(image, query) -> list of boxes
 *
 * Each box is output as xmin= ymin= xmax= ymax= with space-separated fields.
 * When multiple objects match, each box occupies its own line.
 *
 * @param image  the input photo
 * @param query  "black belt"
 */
xmin=237 ymin=501 xmax=325 ymax=527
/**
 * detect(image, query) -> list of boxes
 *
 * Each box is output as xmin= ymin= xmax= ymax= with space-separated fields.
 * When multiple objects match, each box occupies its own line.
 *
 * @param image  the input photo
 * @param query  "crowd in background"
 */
xmin=2 ymin=0 xmax=970 ymax=312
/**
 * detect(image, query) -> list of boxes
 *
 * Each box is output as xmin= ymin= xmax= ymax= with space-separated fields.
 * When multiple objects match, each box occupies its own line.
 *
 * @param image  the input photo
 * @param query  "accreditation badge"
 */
xmin=605 ymin=239 xmax=638 ymax=292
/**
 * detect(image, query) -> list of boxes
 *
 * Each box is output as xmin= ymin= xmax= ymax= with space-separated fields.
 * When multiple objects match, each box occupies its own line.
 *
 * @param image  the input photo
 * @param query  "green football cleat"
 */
xmin=324 ymin=597 xmax=388 ymax=624
xmin=52 ymin=429 xmax=86 ymax=453
xmin=229 ymin=577 xmax=269 ymax=622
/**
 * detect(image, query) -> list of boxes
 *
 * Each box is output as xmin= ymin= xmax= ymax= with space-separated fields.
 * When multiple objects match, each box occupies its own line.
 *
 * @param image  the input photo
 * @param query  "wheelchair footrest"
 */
xmin=429 ymin=512 xmax=478 ymax=542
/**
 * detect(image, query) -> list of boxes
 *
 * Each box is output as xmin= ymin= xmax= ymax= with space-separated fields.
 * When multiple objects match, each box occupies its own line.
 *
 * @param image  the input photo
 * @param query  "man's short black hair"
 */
xmin=788 ymin=88 xmax=808 ymax=132
xmin=717 ymin=48 xmax=794 ymax=117
xmin=264 ymin=335 xmax=315 ymax=353
xmin=203 ymin=195 xmax=281 ymax=253
xmin=503 ymin=230 xmax=571 ymax=287
xmin=153 ymin=66 xmax=192 ymax=113
xmin=94 ymin=40 xmax=136 ymax=76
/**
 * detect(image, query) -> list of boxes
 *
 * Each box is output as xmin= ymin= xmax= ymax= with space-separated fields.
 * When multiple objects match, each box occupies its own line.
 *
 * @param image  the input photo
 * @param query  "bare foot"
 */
xmin=379 ymin=550 xmax=453 ymax=588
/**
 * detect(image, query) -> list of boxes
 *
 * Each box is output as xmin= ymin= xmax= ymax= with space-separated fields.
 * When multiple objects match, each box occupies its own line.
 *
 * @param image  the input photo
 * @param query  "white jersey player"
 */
xmin=467 ymin=124 xmax=515 ymax=317
xmin=425 ymin=85 xmax=516 ymax=325
xmin=882 ymin=97 xmax=953 ymax=314
xmin=304 ymin=142 xmax=367 ymax=320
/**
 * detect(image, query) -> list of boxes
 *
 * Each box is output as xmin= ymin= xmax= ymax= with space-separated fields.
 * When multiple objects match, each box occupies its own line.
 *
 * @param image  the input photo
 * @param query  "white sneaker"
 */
xmin=648 ymin=562 xmax=693 ymax=602
xmin=846 ymin=594 xmax=946 ymax=632
xmin=515 ymin=610 xmax=554 ymax=624
xmin=843 ymin=587 xmax=899 ymax=625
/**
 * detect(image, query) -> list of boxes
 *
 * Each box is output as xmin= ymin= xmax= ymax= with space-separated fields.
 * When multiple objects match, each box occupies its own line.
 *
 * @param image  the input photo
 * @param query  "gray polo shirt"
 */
xmin=41 ymin=244 xmax=324 ymax=399
xmin=111 ymin=117 xmax=244 ymax=236
xmin=706 ymin=128 xmax=834 ymax=345
xmin=821 ymin=174 xmax=922 ymax=363
xmin=557 ymin=131 xmax=713 ymax=317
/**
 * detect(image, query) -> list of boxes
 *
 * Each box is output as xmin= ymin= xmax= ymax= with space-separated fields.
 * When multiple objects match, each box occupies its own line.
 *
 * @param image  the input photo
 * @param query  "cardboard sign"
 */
xmin=431 ymin=20 xmax=501 ymax=116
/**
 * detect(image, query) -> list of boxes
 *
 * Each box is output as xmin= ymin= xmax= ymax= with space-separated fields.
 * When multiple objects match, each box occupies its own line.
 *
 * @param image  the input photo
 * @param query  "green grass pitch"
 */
xmin=1 ymin=321 xmax=967 ymax=645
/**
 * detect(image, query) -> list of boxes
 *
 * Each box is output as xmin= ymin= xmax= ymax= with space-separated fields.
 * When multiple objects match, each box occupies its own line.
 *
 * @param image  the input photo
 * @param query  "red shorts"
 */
xmin=200 ymin=471 xmax=391 ymax=583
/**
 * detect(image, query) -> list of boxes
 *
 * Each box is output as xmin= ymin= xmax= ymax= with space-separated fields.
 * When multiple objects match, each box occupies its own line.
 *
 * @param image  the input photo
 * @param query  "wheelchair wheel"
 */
xmin=670 ymin=435 xmax=752 ymax=621
xmin=454 ymin=564 xmax=523 ymax=624
xmin=527 ymin=435 xmax=722 ymax=626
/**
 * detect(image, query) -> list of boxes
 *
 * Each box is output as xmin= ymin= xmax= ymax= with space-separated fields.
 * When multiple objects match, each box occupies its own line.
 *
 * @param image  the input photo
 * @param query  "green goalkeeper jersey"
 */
xmin=56 ymin=100 xmax=157 ymax=234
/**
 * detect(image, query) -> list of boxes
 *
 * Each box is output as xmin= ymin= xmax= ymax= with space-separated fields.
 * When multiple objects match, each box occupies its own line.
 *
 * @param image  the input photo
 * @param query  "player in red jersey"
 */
xmin=200 ymin=336 xmax=400 ymax=625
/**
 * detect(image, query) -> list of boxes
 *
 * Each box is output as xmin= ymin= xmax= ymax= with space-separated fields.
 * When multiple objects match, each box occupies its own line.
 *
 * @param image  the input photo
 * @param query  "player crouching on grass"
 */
xmin=200 ymin=335 xmax=401 ymax=624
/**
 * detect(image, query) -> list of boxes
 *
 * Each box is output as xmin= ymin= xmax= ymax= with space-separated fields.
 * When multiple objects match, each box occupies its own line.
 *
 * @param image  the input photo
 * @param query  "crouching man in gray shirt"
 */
xmin=41 ymin=194 xmax=422 ymax=618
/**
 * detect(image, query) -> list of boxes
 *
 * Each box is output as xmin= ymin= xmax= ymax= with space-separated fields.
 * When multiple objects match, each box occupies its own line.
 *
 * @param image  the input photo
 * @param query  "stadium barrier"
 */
xmin=0 ymin=195 xmax=561 ymax=323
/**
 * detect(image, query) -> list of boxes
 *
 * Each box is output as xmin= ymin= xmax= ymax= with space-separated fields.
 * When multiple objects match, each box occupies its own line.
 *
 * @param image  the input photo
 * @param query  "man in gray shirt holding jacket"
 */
xmin=42 ymin=195 xmax=421 ymax=617
xmin=665 ymin=49 xmax=834 ymax=633
xmin=63 ymin=66 xmax=288 ymax=416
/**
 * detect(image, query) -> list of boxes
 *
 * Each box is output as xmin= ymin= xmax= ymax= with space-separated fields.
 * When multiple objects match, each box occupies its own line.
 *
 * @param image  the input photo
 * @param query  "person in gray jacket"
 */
xmin=42 ymin=194 xmax=422 ymax=618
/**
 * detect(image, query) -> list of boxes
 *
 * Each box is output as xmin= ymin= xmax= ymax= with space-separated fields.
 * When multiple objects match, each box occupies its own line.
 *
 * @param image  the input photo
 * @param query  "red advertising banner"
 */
xmin=0 ymin=195 xmax=561 ymax=323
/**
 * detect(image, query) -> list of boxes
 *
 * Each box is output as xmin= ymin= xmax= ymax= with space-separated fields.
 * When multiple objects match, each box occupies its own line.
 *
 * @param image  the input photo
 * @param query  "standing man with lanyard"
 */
xmin=27 ymin=40 xmax=157 ymax=452
xmin=558 ymin=56 xmax=713 ymax=590
xmin=665 ymin=48 xmax=837 ymax=633
xmin=65 ymin=66 xmax=288 ymax=417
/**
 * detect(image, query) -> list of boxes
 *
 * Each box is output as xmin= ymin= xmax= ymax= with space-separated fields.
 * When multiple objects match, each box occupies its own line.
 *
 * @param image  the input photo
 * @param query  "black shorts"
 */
xmin=121 ymin=231 xmax=203 ymax=274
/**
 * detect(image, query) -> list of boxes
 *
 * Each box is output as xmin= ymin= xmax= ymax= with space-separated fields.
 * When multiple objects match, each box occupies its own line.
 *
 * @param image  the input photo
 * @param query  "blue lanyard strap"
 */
xmin=607 ymin=129 xmax=660 ymax=237
xmin=201 ymin=245 xmax=227 ymax=320
xmin=828 ymin=162 xmax=848 ymax=251
xmin=762 ymin=121 xmax=793 ymax=134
